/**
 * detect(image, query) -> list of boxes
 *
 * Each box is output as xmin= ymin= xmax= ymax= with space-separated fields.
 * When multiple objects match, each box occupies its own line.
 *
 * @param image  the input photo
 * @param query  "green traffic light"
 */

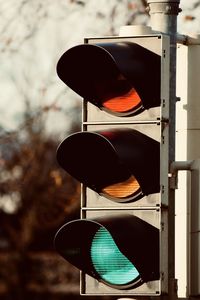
xmin=90 ymin=227 xmax=140 ymax=285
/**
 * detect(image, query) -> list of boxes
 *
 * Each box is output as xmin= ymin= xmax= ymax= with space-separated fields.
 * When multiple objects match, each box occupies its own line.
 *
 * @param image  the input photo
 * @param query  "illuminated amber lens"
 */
xmin=102 ymin=88 xmax=142 ymax=113
xmin=102 ymin=175 xmax=140 ymax=199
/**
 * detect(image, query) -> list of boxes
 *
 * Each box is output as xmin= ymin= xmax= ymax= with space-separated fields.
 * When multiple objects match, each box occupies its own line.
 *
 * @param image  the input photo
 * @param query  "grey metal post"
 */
xmin=146 ymin=1 xmax=181 ymax=299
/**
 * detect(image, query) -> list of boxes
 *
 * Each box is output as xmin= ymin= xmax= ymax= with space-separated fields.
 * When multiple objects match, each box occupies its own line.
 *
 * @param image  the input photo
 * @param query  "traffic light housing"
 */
xmin=55 ymin=214 xmax=159 ymax=290
xmin=56 ymin=128 xmax=160 ymax=202
xmin=57 ymin=42 xmax=161 ymax=117
xmin=55 ymin=34 xmax=170 ymax=296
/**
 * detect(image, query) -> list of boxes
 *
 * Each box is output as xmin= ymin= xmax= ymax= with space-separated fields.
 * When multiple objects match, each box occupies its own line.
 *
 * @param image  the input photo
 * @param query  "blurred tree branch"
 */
xmin=0 ymin=1 xmax=149 ymax=299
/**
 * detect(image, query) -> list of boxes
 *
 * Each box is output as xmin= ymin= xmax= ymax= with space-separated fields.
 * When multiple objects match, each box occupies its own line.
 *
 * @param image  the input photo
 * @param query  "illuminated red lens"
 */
xmin=102 ymin=88 xmax=142 ymax=113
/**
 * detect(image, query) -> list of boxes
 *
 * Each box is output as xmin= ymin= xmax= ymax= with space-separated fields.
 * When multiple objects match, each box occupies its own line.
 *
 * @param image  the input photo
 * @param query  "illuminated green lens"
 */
xmin=90 ymin=227 xmax=140 ymax=285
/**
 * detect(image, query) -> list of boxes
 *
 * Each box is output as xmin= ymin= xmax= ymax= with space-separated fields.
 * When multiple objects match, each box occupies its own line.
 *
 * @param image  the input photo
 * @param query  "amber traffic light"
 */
xmin=57 ymin=128 xmax=160 ymax=203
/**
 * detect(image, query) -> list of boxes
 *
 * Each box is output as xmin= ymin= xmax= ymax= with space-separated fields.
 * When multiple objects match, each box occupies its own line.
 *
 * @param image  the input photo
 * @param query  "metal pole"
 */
xmin=147 ymin=0 xmax=181 ymax=165
xmin=147 ymin=1 xmax=181 ymax=299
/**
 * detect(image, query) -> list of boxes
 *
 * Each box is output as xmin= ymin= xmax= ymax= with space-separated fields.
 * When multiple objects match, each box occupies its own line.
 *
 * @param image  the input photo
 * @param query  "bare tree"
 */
xmin=0 ymin=1 xmax=152 ymax=299
xmin=0 ymin=99 xmax=81 ymax=298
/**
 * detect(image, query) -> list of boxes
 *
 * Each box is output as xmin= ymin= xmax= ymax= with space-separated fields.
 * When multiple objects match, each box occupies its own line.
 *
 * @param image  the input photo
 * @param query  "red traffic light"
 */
xmin=56 ymin=42 xmax=160 ymax=117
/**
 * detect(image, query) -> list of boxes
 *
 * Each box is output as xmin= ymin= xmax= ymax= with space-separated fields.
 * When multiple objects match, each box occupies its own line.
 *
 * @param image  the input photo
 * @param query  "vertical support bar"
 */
xmin=147 ymin=1 xmax=181 ymax=299
xmin=190 ymin=160 xmax=200 ymax=296
xmin=176 ymin=42 xmax=200 ymax=297
xmin=176 ymin=43 xmax=188 ymax=298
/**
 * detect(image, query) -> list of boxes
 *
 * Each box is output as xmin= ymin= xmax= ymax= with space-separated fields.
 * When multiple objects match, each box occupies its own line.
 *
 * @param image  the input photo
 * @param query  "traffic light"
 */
xmin=56 ymin=41 xmax=161 ymax=117
xmin=54 ymin=34 xmax=170 ymax=296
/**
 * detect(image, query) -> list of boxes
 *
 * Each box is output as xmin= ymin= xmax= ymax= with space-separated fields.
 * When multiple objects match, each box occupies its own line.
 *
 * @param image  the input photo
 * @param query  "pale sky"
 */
xmin=0 ymin=0 xmax=198 ymax=134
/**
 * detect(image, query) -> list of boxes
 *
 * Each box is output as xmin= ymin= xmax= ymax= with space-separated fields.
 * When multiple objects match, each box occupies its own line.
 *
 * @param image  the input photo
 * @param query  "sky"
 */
xmin=0 ymin=0 xmax=146 ymax=135
xmin=0 ymin=0 xmax=199 ymax=136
